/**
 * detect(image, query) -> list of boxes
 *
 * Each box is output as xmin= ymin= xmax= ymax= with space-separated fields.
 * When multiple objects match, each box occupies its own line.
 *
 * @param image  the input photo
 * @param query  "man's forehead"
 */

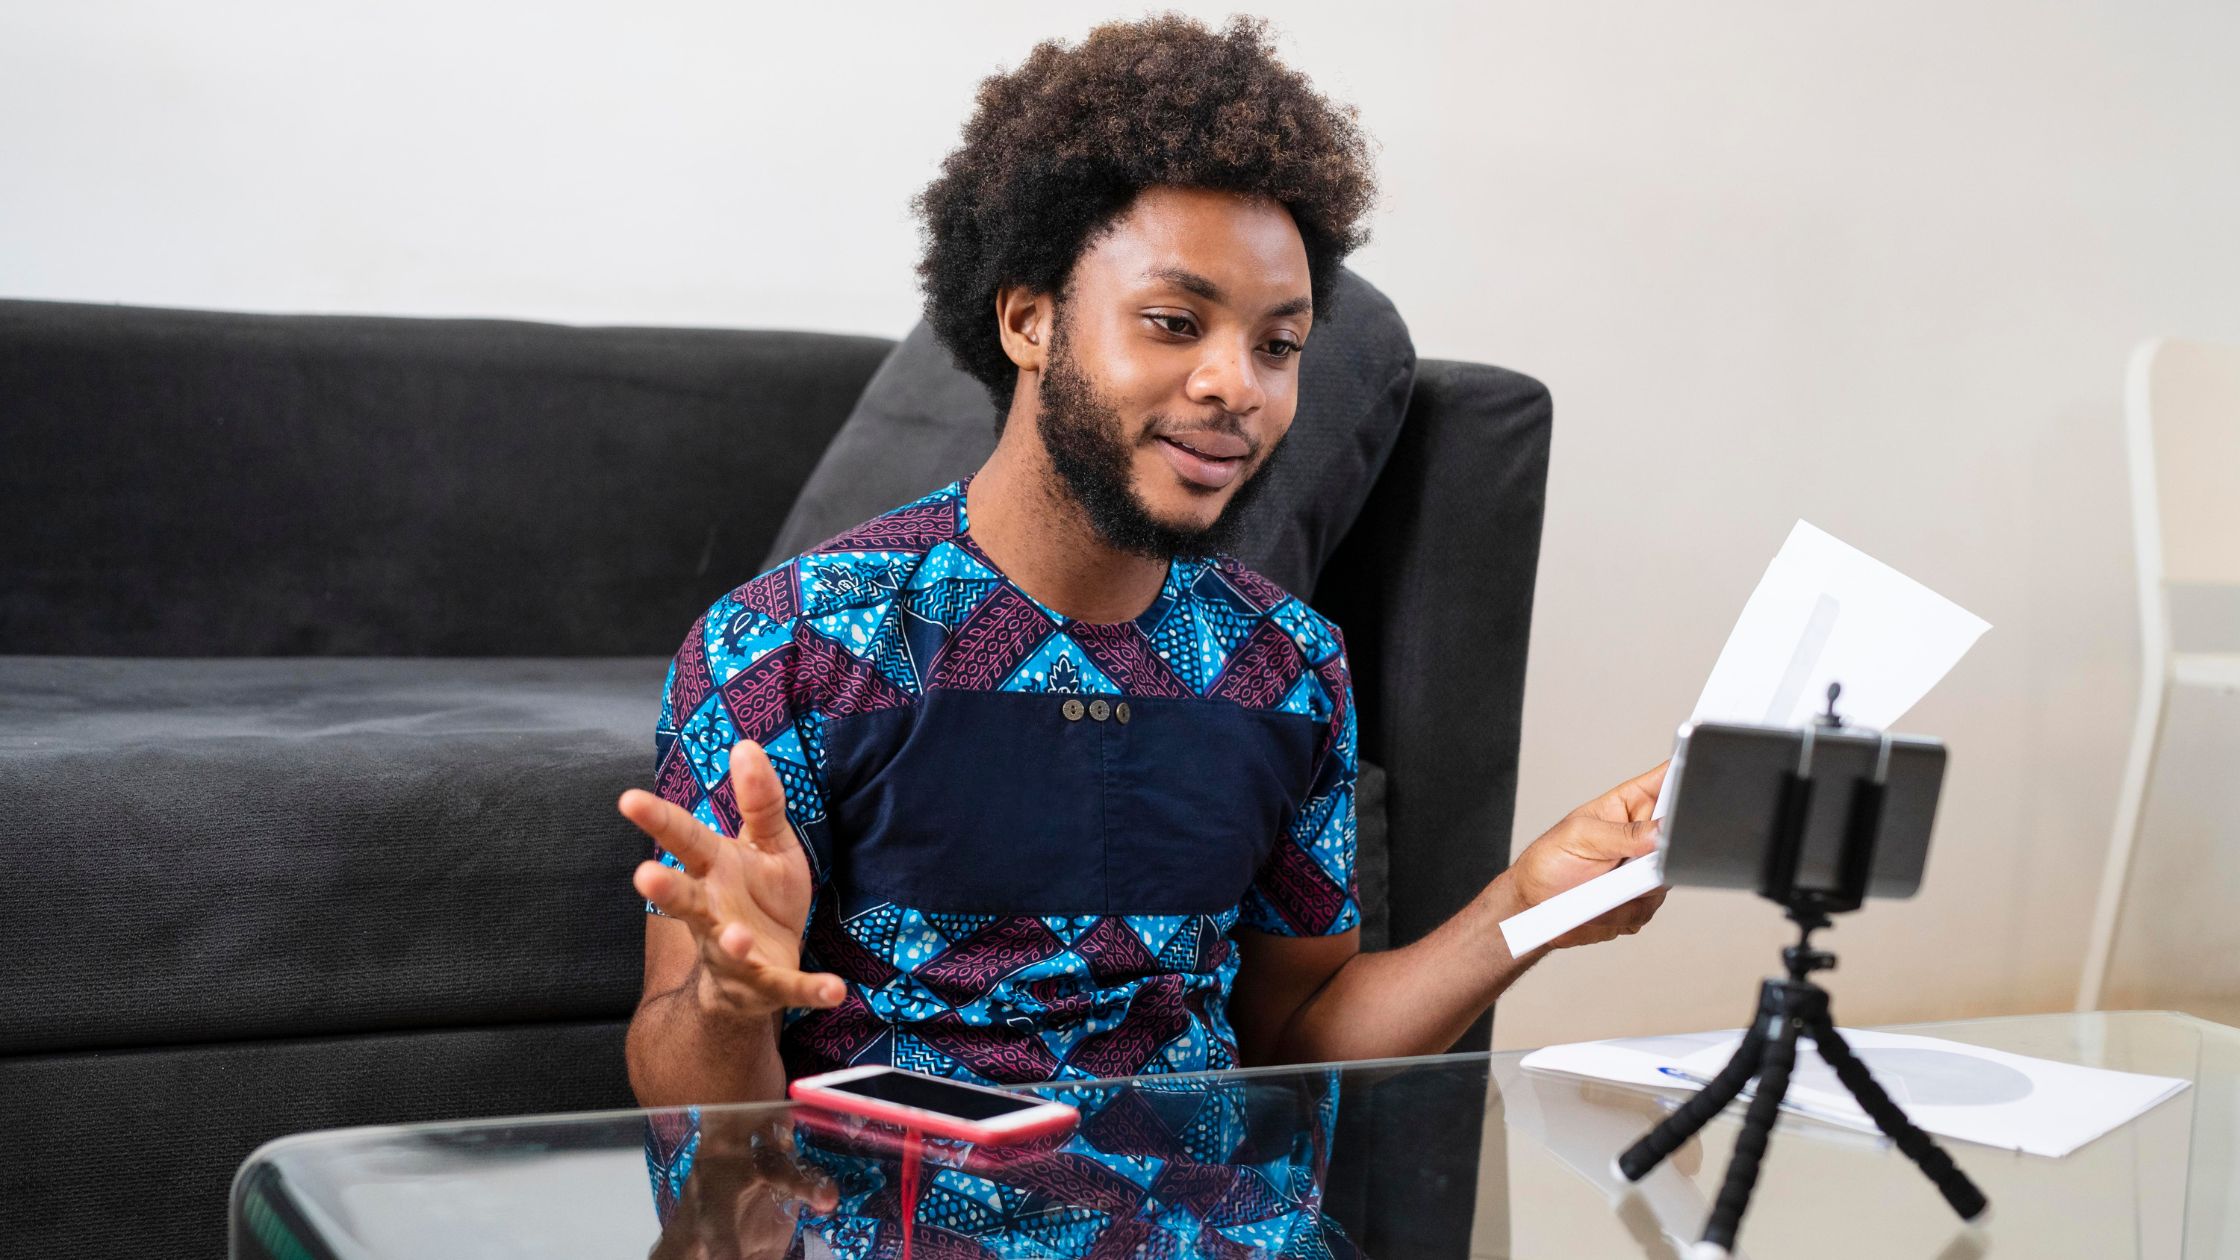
xmin=1081 ymin=187 xmax=1312 ymax=313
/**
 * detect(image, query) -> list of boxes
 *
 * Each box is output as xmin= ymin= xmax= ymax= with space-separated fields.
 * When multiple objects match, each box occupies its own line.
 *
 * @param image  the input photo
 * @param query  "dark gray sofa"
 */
xmin=0 ymin=297 xmax=1551 ymax=1258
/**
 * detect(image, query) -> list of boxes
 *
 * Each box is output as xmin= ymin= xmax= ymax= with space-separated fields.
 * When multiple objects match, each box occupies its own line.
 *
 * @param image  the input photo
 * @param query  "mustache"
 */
xmin=1142 ymin=413 xmax=1260 ymax=457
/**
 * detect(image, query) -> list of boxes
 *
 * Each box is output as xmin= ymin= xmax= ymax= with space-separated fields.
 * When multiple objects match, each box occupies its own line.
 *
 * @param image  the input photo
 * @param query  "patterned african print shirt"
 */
xmin=647 ymin=477 xmax=1359 ymax=1086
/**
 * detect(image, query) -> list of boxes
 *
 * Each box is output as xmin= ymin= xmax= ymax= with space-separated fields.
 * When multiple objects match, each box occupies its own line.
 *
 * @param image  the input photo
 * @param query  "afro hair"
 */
xmin=912 ymin=14 xmax=1378 ymax=414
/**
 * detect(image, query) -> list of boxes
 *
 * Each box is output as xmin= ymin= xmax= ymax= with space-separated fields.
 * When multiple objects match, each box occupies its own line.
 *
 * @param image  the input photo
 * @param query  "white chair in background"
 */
xmin=2077 ymin=338 xmax=2240 ymax=1013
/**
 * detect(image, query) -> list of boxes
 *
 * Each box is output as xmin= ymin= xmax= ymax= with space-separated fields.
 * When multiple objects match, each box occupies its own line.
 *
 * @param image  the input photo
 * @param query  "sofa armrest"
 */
xmin=1313 ymin=357 xmax=1552 ymax=1047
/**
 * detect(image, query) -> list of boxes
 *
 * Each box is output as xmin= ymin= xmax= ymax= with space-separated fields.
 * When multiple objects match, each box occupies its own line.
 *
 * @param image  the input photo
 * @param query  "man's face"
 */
xmin=1032 ymin=185 xmax=1312 ymax=559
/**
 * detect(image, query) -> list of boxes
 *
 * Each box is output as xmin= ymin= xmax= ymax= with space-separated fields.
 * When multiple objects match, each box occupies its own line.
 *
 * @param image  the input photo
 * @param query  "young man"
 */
xmin=621 ymin=15 xmax=1665 ymax=1113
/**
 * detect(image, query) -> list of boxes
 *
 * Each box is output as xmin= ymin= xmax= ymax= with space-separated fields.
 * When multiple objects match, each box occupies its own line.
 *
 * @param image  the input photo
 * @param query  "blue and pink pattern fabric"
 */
xmin=648 ymin=477 xmax=1360 ymax=1089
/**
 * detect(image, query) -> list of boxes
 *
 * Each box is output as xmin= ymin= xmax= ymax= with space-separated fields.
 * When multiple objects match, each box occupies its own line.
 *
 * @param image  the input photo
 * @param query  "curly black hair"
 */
xmin=912 ymin=14 xmax=1378 ymax=415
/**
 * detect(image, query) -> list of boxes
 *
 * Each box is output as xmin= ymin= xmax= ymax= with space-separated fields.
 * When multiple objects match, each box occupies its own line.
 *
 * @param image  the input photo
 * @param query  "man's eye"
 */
xmin=1151 ymin=315 xmax=1195 ymax=336
xmin=1264 ymin=340 xmax=1301 ymax=358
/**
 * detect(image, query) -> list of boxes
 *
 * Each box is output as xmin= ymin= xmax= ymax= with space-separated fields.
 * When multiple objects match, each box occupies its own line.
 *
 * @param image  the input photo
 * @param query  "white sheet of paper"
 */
xmin=1519 ymin=1027 xmax=2189 ymax=1158
xmin=1498 ymin=521 xmax=1989 ymax=956
xmin=1651 ymin=519 xmax=1993 ymax=818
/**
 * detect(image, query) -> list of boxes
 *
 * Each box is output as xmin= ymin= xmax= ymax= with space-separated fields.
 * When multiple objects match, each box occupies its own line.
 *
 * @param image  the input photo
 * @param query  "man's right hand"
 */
xmin=1503 ymin=761 xmax=1670 ymax=951
xmin=620 ymin=739 xmax=845 ymax=1021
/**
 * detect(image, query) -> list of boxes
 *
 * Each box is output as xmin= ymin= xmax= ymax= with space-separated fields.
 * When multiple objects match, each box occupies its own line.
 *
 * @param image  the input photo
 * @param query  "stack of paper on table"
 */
xmin=1498 ymin=521 xmax=1991 ymax=956
xmin=1519 ymin=1027 xmax=2188 ymax=1158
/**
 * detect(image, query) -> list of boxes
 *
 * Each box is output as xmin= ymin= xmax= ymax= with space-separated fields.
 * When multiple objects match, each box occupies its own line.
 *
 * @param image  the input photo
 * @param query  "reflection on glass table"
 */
xmin=645 ymin=1069 xmax=1354 ymax=1258
xmin=232 ymin=1011 xmax=2239 ymax=1259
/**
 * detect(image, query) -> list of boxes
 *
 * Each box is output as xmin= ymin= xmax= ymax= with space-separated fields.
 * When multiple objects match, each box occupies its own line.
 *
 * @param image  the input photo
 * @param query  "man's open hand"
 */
xmin=1507 ymin=762 xmax=1670 ymax=952
xmin=620 ymin=740 xmax=844 ymax=1020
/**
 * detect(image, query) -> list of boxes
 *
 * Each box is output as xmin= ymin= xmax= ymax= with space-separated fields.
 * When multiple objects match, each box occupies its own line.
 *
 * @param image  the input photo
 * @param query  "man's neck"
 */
xmin=965 ymin=435 xmax=1171 ymax=626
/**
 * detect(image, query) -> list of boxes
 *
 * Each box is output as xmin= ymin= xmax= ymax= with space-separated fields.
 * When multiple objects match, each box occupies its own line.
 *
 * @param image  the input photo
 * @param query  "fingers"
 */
xmin=638 ymin=866 xmax=842 ymax=1010
xmin=713 ymin=920 xmax=754 ymax=961
xmin=1590 ymin=887 xmax=1668 ymax=941
xmin=722 ymin=952 xmax=846 ymax=1010
xmin=1549 ymin=885 xmax=1668 ymax=950
xmin=1562 ymin=814 xmax=1662 ymax=863
xmin=619 ymin=788 xmax=723 ymax=877
xmin=1568 ymin=760 xmax=1671 ymax=825
xmin=1614 ymin=887 xmax=1668 ymax=933
xmin=616 ymin=741 xmax=799 ymax=870
xmin=1596 ymin=760 xmax=1670 ymax=822
xmin=695 ymin=920 xmax=844 ymax=1010
xmin=727 ymin=741 xmax=802 ymax=858
xmin=1616 ymin=760 xmax=1670 ymax=807
xmin=635 ymin=859 xmax=716 ymax=931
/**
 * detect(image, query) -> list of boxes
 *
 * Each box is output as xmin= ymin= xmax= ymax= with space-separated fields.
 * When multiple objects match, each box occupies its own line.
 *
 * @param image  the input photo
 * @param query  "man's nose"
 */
xmin=1185 ymin=337 xmax=1266 ymax=418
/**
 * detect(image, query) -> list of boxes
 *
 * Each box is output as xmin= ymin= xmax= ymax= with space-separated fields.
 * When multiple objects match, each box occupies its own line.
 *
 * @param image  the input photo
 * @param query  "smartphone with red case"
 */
xmin=788 ymin=1066 xmax=1078 ymax=1145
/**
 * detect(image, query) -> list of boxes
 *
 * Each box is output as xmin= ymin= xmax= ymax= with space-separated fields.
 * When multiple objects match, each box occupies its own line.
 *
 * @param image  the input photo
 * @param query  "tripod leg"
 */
xmin=1808 ymin=1018 xmax=1989 ymax=1223
xmin=1616 ymin=1024 xmax=1767 ymax=1182
xmin=1697 ymin=1012 xmax=1799 ymax=1258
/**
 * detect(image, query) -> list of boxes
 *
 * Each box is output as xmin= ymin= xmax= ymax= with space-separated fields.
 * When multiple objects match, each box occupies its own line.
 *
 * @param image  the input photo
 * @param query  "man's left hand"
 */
xmin=1505 ymin=762 xmax=1670 ymax=951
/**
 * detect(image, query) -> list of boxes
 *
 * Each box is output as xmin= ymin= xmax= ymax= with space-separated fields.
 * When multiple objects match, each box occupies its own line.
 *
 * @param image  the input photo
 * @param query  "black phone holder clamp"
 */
xmin=1612 ymin=684 xmax=1989 ymax=1259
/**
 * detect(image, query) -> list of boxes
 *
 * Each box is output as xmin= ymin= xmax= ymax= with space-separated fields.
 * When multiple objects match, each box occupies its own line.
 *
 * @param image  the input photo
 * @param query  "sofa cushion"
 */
xmin=763 ymin=268 xmax=1415 ymax=599
xmin=0 ymin=656 xmax=665 ymax=1056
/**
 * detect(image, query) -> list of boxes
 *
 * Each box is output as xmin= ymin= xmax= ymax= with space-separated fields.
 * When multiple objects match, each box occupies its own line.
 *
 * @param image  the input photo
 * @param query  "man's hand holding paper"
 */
xmin=1500 ymin=521 xmax=1992 ymax=957
xmin=1500 ymin=762 xmax=1671 ymax=952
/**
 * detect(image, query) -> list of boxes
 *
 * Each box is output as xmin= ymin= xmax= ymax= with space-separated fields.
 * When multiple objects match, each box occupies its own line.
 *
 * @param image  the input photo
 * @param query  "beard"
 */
xmin=1034 ymin=321 xmax=1284 ymax=562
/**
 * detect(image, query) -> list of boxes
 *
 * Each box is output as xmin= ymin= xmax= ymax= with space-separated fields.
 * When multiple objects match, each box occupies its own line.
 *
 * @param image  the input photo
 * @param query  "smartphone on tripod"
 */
xmin=1661 ymin=719 xmax=1944 ymax=901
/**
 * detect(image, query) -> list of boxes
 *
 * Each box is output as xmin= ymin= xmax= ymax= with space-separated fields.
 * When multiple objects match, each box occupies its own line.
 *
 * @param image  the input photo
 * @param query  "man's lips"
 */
xmin=1154 ymin=432 xmax=1252 ymax=489
xmin=1156 ymin=431 xmax=1250 ymax=460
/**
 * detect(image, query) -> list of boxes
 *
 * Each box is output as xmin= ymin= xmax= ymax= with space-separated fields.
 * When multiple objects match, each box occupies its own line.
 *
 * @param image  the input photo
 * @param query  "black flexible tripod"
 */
xmin=1614 ymin=687 xmax=1989 ymax=1258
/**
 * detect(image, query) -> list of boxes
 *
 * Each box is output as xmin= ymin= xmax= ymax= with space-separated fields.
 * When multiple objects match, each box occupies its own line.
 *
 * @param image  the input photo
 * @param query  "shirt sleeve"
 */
xmin=646 ymin=574 xmax=833 ymax=917
xmin=1236 ymin=636 xmax=1362 ymax=938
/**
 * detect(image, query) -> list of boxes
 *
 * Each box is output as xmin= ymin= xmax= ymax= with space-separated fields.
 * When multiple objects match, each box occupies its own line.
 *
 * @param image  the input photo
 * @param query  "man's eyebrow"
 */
xmin=1146 ymin=267 xmax=1312 ymax=319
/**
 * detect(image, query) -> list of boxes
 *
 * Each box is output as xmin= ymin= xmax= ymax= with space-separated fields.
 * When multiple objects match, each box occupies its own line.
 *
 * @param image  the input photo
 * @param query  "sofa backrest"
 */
xmin=0 ymin=300 xmax=893 ymax=657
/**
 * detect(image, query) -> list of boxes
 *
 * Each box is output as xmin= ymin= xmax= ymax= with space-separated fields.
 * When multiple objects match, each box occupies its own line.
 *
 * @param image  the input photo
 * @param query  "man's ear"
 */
xmin=995 ymin=284 xmax=1051 ymax=374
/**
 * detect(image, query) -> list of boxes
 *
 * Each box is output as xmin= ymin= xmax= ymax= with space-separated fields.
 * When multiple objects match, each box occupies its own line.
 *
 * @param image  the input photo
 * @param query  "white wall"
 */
xmin=7 ymin=1 xmax=2236 ymax=1048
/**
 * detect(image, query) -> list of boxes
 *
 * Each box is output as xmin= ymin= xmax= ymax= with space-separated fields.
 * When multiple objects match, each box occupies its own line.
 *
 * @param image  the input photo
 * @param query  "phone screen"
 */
xmin=819 ymin=1071 xmax=1044 ymax=1120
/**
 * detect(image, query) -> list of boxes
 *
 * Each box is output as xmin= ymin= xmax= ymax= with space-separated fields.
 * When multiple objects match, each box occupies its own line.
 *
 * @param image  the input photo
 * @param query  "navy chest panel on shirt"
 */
xmin=819 ymin=687 xmax=1322 ymax=918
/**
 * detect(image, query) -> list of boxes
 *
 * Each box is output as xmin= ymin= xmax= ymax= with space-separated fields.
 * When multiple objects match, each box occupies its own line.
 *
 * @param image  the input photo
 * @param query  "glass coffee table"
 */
xmin=231 ymin=1011 xmax=2237 ymax=1258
